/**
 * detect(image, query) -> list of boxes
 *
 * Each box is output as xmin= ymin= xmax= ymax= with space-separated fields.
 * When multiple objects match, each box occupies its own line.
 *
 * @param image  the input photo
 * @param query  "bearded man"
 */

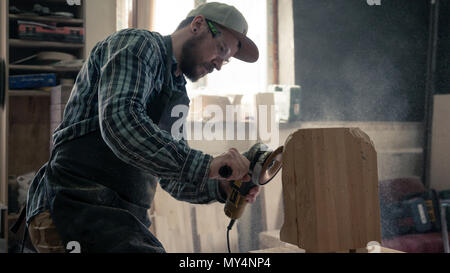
xmin=25 ymin=2 xmax=260 ymax=253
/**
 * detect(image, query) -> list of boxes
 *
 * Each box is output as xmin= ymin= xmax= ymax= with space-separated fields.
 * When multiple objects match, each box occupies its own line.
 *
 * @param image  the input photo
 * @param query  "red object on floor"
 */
xmin=379 ymin=177 xmax=449 ymax=253
xmin=382 ymin=232 xmax=450 ymax=253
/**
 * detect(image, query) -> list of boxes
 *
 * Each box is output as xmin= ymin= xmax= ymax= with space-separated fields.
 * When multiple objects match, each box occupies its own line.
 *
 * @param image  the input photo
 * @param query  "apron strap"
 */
xmin=10 ymin=205 xmax=32 ymax=253
xmin=10 ymin=206 xmax=26 ymax=234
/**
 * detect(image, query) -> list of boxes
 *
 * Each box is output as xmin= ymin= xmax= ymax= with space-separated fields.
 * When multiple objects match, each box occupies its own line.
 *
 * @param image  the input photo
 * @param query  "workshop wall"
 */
xmin=291 ymin=0 xmax=430 ymax=122
xmin=435 ymin=0 xmax=450 ymax=95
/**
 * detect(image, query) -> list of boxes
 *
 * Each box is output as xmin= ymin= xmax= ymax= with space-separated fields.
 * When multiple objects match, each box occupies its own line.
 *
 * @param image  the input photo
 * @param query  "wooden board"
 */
xmin=150 ymin=184 xmax=195 ymax=253
xmin=280 ymin=128 xmax=381 ymax=252
xmin=150 ymin=188 xmax=239 ymax=253
xmin=192 ymin=203 xmax=239 ymax=253
xmin=187 ymin=131 xmax=255 ymax=253
xmin=8 ymin=96 xmax=50 ymax=176
xmin=9 ymin=39 xmax=84 ymax=49
xmin=430 ymin=94 xmax=450 ymax=191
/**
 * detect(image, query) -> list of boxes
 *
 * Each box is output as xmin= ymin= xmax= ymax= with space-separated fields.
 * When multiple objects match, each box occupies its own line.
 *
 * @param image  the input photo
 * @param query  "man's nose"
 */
xmin=213 ymin=58 xmax=223 ymax=71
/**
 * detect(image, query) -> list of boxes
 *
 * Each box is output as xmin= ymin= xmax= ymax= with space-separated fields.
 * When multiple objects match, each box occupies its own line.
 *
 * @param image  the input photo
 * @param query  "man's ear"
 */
xmin=190 ymin=15 xmax=205 ymax=34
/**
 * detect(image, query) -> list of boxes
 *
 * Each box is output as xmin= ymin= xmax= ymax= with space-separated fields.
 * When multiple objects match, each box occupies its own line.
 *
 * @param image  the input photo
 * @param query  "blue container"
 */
xmin=9 ymin=73 xmax=56 ymax=89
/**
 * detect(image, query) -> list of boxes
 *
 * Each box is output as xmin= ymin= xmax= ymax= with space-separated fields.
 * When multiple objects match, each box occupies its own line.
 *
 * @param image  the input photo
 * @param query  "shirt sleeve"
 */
xmin=97 ymin=33 xmax=212 ymax=188
xmin=158 ymin=135 xmax=228 ymax=204
xmin=158 ymin=177 xmax=228 ymax=204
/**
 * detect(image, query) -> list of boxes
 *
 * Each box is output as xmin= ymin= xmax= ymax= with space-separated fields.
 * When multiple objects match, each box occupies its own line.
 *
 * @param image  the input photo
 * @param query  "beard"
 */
xmin=179 ymin=32 xmax=208 ymax=82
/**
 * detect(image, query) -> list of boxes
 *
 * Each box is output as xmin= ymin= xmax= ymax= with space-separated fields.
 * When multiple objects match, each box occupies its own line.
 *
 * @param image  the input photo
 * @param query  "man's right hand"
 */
xmin=209 ymin=148 xmax=251 ymax=182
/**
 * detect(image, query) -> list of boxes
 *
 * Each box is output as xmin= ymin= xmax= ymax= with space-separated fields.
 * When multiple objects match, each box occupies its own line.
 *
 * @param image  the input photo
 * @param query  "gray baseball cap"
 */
xmin=186 ymin=2 xmax=259 ymax=63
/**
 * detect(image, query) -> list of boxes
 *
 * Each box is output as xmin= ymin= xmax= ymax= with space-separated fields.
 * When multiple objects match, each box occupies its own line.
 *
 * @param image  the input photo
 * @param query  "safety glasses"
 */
xmin=206 ymin=19 xmax=231 ymax=65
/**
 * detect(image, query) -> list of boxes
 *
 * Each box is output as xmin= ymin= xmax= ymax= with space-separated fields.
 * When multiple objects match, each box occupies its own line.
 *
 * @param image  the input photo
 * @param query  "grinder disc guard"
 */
xmin=257 ymin=146 xmax=284 ymax=185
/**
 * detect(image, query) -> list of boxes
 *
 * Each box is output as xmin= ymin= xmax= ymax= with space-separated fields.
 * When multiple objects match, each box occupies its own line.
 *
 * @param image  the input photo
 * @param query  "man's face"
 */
xmin=179 ymin=22 xmax=240 ymax=82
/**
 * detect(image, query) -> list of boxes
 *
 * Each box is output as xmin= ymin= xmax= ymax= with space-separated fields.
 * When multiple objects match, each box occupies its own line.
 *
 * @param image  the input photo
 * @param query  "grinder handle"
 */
xmin=224 ymin=180 xmax=257 ymax=220
xmin=235 ymin=179 xmax=256 ymax=195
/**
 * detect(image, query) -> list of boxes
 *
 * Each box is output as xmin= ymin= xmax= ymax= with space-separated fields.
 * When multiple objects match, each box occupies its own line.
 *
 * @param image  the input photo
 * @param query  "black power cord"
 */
xmin=226 ymin=219 xmax=236 ymax=253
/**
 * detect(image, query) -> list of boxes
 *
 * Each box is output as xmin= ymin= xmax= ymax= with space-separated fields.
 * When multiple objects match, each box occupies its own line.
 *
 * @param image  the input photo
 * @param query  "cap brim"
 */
xmin=226 ymin=28 xmax=259 ymax=63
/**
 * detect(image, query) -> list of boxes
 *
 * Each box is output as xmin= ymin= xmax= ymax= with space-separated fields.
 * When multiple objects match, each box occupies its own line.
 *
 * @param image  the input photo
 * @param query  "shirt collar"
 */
xmin=165 ymin=35 xmax=187 ymax=87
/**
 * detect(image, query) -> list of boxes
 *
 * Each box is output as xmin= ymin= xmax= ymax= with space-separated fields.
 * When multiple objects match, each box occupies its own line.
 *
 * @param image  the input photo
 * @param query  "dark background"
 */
xmin=292 ymin=0 xmax=449 ymax=121
xmin=435 ymin=0 xmax=450 ymax=95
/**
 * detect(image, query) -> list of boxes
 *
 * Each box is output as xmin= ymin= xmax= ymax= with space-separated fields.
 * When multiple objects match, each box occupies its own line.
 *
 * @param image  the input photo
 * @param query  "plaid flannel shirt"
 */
xmin=28 ymin=29 xmax=226 ymax=222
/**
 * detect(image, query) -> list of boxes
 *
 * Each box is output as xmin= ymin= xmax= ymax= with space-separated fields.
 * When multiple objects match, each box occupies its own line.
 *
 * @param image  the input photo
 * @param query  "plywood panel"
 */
xmin=150 ymin=184 xmax=195 ymax=253
xmin=8 ymin=96 xmax=50 ymax=176
xmin=430 ymin=94 xmax=450 ymax=191
xmin=280 ymin=128 xmax=381 ymax=252
xmin=193 ymin=203 xmax=239 ymax=253
xmin=188 ymin=134 xmax=255 ymax=253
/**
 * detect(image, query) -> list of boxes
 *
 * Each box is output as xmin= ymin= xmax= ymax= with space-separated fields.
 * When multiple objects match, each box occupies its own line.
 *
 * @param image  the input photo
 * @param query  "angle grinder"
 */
xmin=219 ymin=143 xmax=284 ymax=252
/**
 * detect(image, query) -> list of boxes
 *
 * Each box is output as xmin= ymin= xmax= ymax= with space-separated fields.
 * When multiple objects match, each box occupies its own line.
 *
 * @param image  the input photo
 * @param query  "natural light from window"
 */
xmin=117 ymin=0 xmax=133 ymax=30
xmin=150 ymin=0 xmax=268 ymax=100
xmin=204 ymin=0 xmax=268 ymax=96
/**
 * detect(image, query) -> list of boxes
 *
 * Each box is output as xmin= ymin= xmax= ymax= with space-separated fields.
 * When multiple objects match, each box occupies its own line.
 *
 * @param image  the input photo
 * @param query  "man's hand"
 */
xmin=219 ymin=181 xmax=261 ymax=203
xmin=209 ymin=148 xmax=251 ymax=181
xmin=209 ymin=148 xmax=261 ymax=203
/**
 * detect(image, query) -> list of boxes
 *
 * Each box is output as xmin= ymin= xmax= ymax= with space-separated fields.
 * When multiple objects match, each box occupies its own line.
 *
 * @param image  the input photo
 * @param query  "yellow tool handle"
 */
xmin=224 ymin=180 xmax=249 ymax=220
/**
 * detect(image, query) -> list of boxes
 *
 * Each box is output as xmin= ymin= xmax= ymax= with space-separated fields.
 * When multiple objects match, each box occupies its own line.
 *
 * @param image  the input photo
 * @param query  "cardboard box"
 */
xmin=268 ymin=85 xmax=302 ymax=122
xmin=51 ymin=85 xmax=72 ymax=105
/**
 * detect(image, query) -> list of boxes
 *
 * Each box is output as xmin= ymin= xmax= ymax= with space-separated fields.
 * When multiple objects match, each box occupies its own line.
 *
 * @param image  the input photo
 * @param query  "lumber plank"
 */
xmin=8 ymin=96 xmax=50 ymax=176
xmin=193 ymin=203 xmax=239 ymax=253
xmin=150 ymin=184 xmax=195 ymax=253
xmin=280 ymin=128 xmax=381 ymax=252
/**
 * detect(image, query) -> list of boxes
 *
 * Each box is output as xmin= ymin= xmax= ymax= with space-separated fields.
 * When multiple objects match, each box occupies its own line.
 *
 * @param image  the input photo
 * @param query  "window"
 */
xmin=149 ymin=0 xmax=268 ymax=100
xmin=151 ymin=0 xmax=195 ymax=35
xmin=117 ymin=0 xmax=134 ymax=30
xmin=202 ymin=0 xmax=268 ymax=97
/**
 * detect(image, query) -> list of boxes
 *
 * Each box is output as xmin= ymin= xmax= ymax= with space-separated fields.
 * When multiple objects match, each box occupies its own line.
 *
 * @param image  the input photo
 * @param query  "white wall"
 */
xmin=85 ymin=0 xmax=118 ymax=57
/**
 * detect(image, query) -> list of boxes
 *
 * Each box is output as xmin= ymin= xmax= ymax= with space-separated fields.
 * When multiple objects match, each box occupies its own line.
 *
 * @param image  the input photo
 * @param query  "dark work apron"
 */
xmin=42 ymin=36 xmax=190 ymax=253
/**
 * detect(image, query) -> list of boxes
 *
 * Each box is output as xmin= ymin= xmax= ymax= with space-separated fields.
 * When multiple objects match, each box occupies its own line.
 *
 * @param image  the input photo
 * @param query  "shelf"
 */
xmin=9 ymin=64 xmax=82 ymax=72
xmin=9 ymin=90 xmax=51 ymax=97
xmin=9 ymin=39 xmax=84 ymax=49
xmin=9 ymin=14 xmax=84 ymax=25
xmin=23 ymin=0 xmax=83 ymax=4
